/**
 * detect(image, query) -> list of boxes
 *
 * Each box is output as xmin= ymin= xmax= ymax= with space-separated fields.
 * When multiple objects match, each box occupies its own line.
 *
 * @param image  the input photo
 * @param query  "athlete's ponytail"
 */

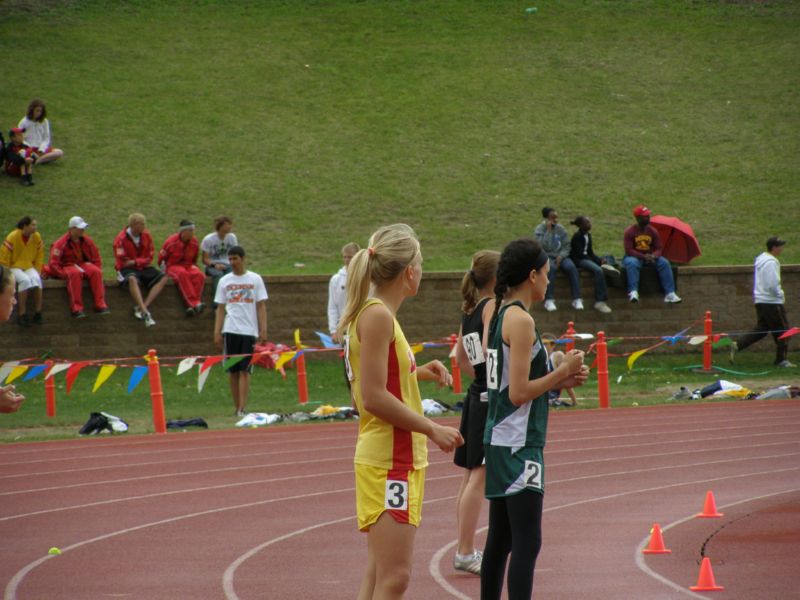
xmin=336 ymin=224 xmax=420 ymax=340
xmin=460 ymin=250 xmax=500 ymax=314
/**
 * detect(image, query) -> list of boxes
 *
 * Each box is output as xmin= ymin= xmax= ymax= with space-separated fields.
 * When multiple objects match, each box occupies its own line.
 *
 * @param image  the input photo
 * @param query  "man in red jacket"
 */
xmin=48 ymin=216 xmax=109 ymax=318
xmin=158 ymin=219 xmax=206 ymax=315
xmin=113 ymin=213 xmax=168 ymax=327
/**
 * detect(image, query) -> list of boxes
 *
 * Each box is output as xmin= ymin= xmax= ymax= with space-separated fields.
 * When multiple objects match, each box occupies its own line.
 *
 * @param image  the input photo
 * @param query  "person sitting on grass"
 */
xmin=0 ymin=216 xmax=45 ymax=326
xmin=18 ymin=99 xmax=64 ymax=165
xmin=113 ymin=213 xmax=168 ymax=328
xmin=159 ymin=219 xmax=206 ymax=316
xmin=48 ymin=216 xmax=110 ymax=318
xmin=3 ymin=127 xmax=37 ymax=186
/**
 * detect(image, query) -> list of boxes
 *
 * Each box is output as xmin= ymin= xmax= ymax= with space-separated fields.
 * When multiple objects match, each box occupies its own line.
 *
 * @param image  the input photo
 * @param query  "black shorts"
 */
xmin=454 ymin=384 xmax=489 ymax=470
xmin=120 ymin=267 xmax=165 ymax=290
xmin=223 ymin=333 xmax=256 ymax=373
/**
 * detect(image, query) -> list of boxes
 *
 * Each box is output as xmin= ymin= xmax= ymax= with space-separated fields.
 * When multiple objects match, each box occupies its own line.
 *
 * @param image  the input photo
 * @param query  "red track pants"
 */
xmin=60 ymin=263 xmax=108 ymax=313
xmin=166 ymin=265 xmax=206 ymax=307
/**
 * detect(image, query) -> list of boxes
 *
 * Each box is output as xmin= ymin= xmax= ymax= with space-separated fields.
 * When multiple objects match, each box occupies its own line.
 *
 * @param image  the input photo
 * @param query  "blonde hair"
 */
xmin=128 ymin=213 xmax=146 ymax=227
xmin=460 ymin=250 xmax=500 ymax=314
xmin=336 ymin=224 xmax=420 ymax=339
xmin=342 ymin=242 xmax=360 ymax=255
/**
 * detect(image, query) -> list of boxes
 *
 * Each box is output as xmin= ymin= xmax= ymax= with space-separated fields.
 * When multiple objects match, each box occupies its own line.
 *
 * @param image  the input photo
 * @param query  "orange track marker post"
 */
xmin=147 ymin=349 xmax=167 ymax=434
xmin=449 ymin=333 xmax=462 ymax=394
xmin=296 ymin=352 xmax=309 ymax=404
xmin=642 ymin=523 xmax=671 ymax=554
xmin=596 ymin=331 xmax=610 ymax=409
xmin=703 ymin=310 xmax=713 ymax=372
xmin=44 ymin=360 xmax=56 ymax=418
xmin=565 ymin=321 xmax=576 ymax=352
xmin=696 ymin=490 xmax=723 ymax=518
xmin=690 ymin=557 xmax=724 ymax=591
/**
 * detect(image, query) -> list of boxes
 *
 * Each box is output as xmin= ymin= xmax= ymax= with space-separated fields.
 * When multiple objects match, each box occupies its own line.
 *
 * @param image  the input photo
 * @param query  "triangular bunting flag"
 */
xmin=5 ymin=365 xmax=28 ymax=384
xmin=274 ymin=351 xmax=296 ymax=371
xmin=712 ymin=336 xmax=732 ymax=348
xmin=0 ymin=361 xmax=20 ymax=384
xmin=46 ymin=362 xmax=72 ymax=380
xmin=127 ymin=366 xmax=148 ymax=393
xmin=177 ymin=356 xmax=198 ymax=376
xmin=294 ymin=329 xmax=306 ymax=349
xmin=687 ymin=335 xmax=707 ymax=346
xmin=66 ymin=362 xmax=89 ymax=394
xmin=223 ymin=355 xmax=247 ymax=370
xmin=23 ymin=364 xmax=47 ymax=381
xmin=315 ymin=331 xmax=339 ymax=349
xmin=200 ymin=355 xmax=224 ymax=373
xmin=779 ymin=326 xmax=800 ymax=340
xmin=411 ymin=344 xmax=424 ymax=355
xmin=627 ymin=348 xmax=650 ymax=371
xmin=92 ymin=365 xmax=117 ymax=392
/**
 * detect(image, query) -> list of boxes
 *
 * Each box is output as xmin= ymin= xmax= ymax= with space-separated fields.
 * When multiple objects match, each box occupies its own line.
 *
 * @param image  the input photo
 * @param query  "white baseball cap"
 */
xmin=68 ymin=216 xmax=89 ymax=229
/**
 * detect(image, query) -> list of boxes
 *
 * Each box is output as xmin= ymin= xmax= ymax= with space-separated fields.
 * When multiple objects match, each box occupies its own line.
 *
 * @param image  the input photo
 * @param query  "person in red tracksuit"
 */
xmin=158 ymin=219 xmax=206 ymax=316
xmin=48 ymin=216 xmax=109 ymax=318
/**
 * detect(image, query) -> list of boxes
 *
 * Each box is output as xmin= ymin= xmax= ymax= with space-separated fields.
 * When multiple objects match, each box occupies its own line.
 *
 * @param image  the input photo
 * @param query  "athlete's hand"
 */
xmin=429 ymin=424 xmax=464 ymax=453
xmin=562 ymin=349 xmax=585 ymax=375
xmin=419 ymin=360 xmax=453 ymax=388
xmin=0 ymin=385 xmax=25 ymax=414
xmin=560 ymin=364 xmax=590 ymax=388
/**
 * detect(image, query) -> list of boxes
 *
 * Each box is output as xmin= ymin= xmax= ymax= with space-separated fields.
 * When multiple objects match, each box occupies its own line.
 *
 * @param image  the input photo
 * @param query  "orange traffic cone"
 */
xmin=642 ymin=523 xmax=671 ymax=554
xmin=690 ymin=557 xmax=724 ymax=591
xmin=696 ymin=490 xmax=723 ymax=518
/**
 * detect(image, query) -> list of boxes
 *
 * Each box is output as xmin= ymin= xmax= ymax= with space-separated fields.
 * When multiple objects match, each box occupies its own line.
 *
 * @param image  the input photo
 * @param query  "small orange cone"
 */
xmin=642 ymin=523 xmax=671 ymax=554
xmin=690 ymin=557 xmax=724 ymax=591
xmin=696 ymin=490 xmax=723 ymax=518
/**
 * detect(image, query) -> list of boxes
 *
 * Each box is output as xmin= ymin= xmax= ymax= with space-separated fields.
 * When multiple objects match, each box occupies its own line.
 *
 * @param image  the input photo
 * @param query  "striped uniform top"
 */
xmin=483 ymin=300 xmax=551 ymax=452
xmin=346 ymin=299 xmax=428 ymax=471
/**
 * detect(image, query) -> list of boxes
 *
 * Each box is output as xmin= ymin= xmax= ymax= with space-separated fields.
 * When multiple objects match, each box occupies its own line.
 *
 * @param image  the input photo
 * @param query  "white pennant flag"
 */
xmin=177 ymin=356 xmax=199 ymax=376
xmin=0 ymin=361 xmax=20 ymax=384
xmin=197 ymin=365 xmax=212 ymax=393
xmin=46 ymin=363 xmax=73 ymax=380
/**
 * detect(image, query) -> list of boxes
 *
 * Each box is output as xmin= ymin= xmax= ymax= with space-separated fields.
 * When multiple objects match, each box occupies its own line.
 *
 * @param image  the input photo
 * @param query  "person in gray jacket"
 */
xmin=533 ymin=207 xmax=582 ymax=311
xmin=731 ymin=237 xmax=794 ymax=368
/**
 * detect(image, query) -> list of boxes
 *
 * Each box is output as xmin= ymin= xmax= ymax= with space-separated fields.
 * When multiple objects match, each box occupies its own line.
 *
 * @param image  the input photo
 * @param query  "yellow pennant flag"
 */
xmin=294 ymin=329 xmax=306 ymax=350
xmin=5 ymin=365 xmax=28 ymax=384
xmin=93 ymin=365 xmax=117 ymax=392
xmin=411 ymin=344 xmax=425 ymax=355
xmin=275 ymin=351 xmax=297 ymax=370
xmin=626 ymin=348 xmax=650 ymax=371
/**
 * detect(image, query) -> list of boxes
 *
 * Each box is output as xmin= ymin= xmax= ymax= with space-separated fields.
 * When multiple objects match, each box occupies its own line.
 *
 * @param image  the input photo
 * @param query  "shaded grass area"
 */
xmin=0 ymin=0 xmax=798 ymax=275
xmin=1 ymin=348 xmax=793 ymax=443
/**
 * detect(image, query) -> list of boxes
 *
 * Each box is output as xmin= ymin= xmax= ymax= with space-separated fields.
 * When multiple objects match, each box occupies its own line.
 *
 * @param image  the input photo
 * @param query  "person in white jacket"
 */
xmin=731 ymin=237 xmax=794 ymax=368
xmin=18 ymin=99 xmax=64 ymax=164
xmin=327 ymin=242 xmax=359 ymax=342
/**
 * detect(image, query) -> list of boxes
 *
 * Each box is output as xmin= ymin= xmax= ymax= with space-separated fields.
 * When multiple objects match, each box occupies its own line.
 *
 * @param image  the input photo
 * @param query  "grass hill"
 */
xmin=1 ymin=0 xmax=798 ymax=276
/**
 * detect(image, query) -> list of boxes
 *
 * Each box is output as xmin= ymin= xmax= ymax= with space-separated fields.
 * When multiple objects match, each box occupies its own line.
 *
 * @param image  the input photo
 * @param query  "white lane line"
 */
xmin=633 ymin=487 xmax=800 ymax=599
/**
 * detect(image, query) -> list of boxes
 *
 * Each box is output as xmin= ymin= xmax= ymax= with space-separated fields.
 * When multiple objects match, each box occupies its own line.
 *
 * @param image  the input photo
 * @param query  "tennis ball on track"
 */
xmin=48 ymin=547 xmax=62 ymax=555
xmin=632 ymin=402 xmax=639 ymax=407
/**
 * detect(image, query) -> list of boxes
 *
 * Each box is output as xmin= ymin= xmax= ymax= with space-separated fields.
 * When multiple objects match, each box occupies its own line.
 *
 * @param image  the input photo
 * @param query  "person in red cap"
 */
xmin=158 ymin=219 xmax=206 ymax=315
xmin=48 ymin=216 xmax=110 ymax=318
xmin=622 ymin=204 xmax=681 ymax=304
xmin=3 ymin=128 xmax=37 ymax=186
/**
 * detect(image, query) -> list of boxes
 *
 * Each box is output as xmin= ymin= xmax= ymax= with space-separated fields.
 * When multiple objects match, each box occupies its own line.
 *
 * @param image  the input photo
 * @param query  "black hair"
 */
xmin=570 ymin=216 xmax=589 ymax=230
xmin=17 ymin=216 xmax=33 ymax=229
xmin=489 ymin=238 xmax=548 ymax=336
xmin=541 ymin=207 xmax=555 ymax=219
xmin=227 ymin=245 xmax=245 ymax=258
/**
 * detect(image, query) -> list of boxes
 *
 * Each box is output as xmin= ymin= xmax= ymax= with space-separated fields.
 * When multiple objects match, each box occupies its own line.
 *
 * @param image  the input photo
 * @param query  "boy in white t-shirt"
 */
xmin=201 ymin=215 xmax=238 ymax=306
xmin=213 ymin=246 xmax=268 ymax=416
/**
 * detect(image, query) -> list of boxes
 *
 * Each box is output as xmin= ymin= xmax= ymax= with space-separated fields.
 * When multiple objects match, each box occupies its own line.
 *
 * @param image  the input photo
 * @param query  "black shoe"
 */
xmin=20 ymin=177 xmax=31 ymax=186
xmin=185 ymin=306 xmax=195 ymax=317
xmin=194 ymin=302 xmax=206 ymax=315
xmin=72 ymin=310 xmax=86 ymax=318
xmin=18 ymin=314 xmax=30 ymax=327
xmin=32 ymin=312 xmax=43 ymax=325
xmin=95 ymin=307 xmax=111 ymax=315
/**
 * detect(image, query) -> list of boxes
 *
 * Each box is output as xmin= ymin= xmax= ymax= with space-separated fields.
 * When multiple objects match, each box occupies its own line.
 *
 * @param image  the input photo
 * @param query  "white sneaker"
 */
xmin=777 ymin=360 xmax=796 ymax=368
xmin=628 ymin=290 xmax=639 ymax=303
xmin=664 ymin=292 xmax=682 ymax=303
xmin=144 ymin=312 xmax=156 ymax=327
xmin=133 ymin=306 xmax=145 ymax=320
xmin=544 ymin=299 xmax=557 ymax=312
xmin=572 ymin=299 xmax=584 ymax=310
xmin=594 ymin=301 xmax=612 ymax=314
xmin=453 ymin=550 xmax=482 ymax=575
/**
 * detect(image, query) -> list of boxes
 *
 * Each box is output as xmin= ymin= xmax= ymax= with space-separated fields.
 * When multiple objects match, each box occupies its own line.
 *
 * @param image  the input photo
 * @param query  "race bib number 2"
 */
xmin=524 ymin=460 xmax=543 ymax=490
xmin=385 ymin=479 xmax=408 ymax=510
xmin=486 ymin=349 xmax=498 ymax=390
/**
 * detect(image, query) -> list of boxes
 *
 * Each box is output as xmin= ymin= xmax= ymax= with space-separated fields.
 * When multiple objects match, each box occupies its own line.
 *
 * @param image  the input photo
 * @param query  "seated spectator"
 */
xmin=113 ymin=213 xmax=168 ymax=327
xmin=201 ymin=215 xmax=238 ymax=306
xmin=4 ymin=127 xmax=36 ymax=186
xmin=0 ymin=216 xmax=44 ymax=326
xmin=48 ymin=216 xmax=109 ymax=318
xmin=623 ymin=205 xmax=682 ymax=304
xmin=569 ymin=216 xmax=613 ymax=314
xmin=534 ymin=207 xmax=582 ymax=311
xmin=159 ymin=219 xmax=206 ymax=316
xmin=18 ymin=99 xmax=63 ymax=164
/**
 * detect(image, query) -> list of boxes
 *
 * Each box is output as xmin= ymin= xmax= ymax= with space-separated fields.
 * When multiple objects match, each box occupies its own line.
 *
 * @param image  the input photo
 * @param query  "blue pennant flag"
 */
xmin=127 ymin=366 xmax=148 ymax=393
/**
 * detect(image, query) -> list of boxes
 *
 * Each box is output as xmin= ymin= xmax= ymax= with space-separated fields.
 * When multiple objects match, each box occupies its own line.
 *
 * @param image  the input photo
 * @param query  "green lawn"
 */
xmin=0 ymin=0 xmax=798 ymax=276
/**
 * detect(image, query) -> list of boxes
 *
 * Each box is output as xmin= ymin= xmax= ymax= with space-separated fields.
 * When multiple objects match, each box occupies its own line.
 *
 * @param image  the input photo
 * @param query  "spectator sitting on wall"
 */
xmin=201 ymin=215 xmax=238 ymax=308
xmin=18 ymin=99 xmax=64 ymax=165
xmin=568 ymin=216 xmax=613 ymax=314
xmin=48 ymin=216 xmax=110 ymax=318
xmin=0 ymin=216 xmax=45 ymax=326
xmin=158 ymin=219 xmax=206 ymax=316
xmin=622 ymin=204 xmax=682 ymax=304
xmin=533 ymin=207 xmax=582 ymax=312
xmin=113 ymin=213 xmax=168 ymax=328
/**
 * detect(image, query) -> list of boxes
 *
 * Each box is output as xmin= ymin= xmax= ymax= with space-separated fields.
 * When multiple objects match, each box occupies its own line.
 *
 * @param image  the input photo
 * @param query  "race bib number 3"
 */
xmin=486 ymin=349 xmax=498 ymax=390
xmin=523 ymin=460 xmax=543 ymax=490
xmin=462 ymin=332 xmax=485 ymax=366
xmin=385 ymin=479 xmax=409 ymax=510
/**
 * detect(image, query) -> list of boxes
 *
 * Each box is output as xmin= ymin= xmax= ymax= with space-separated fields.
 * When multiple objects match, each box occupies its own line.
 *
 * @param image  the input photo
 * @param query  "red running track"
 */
xmin=1 ymin=399 xmax=799 ymax=599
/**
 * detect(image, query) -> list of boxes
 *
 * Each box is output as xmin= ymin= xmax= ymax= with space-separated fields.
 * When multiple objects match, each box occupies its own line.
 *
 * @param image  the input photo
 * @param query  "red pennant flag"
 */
xmin=65 ymin=362 xmax=90 ymax=394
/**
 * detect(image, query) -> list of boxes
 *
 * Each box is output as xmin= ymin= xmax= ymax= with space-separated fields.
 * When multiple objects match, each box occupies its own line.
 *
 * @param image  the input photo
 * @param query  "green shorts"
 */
xmin=484 ymin=444 xmax=545 ymax=499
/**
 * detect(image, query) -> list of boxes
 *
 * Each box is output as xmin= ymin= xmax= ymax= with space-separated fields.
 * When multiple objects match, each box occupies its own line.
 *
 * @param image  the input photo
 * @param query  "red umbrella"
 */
xmin=650 ymin=215 xmax=702 ymax=264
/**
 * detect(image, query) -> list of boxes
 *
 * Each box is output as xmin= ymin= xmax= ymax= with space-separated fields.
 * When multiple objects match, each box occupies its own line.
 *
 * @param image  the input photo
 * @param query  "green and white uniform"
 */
xmin=483 ymin=300 xmax=551 ymax=499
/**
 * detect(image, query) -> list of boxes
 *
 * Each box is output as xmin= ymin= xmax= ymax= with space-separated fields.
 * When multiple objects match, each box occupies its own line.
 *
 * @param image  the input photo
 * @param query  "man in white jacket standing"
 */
xmin=731 ymin=237 xmax=794 ymax=368
xmin=327 ymin=242 xmax=359 ymax=342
